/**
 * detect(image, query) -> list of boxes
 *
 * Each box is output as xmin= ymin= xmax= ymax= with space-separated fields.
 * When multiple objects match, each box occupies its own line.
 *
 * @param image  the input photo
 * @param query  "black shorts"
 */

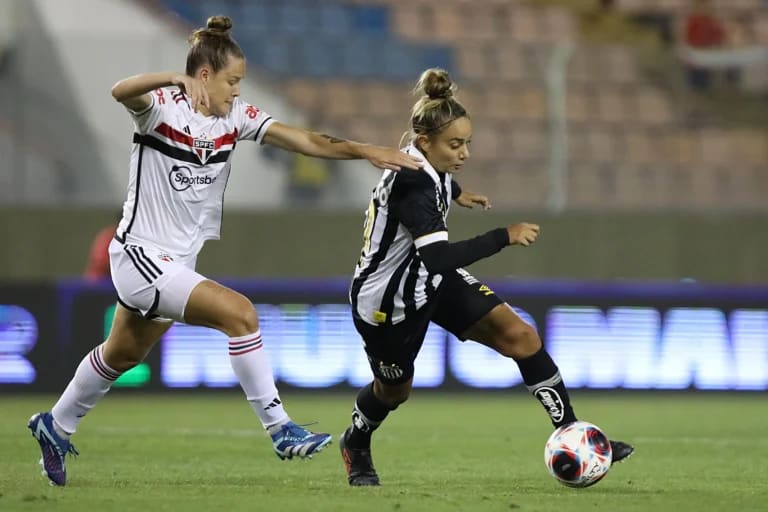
xmin=353 ymin=268 xmax=503 ymax=384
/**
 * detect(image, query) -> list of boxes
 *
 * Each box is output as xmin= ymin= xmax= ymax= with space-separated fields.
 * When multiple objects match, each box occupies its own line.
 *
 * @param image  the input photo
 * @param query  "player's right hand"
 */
xmin=171 ymin=74 xmax=210 ymax=112
xmin=506 ymin=222 xmax=540 ymax=246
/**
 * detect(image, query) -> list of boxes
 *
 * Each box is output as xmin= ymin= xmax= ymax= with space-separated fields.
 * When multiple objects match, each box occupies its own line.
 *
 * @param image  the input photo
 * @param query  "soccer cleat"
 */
xmin=270 ymin=421 xmax=332 ymax=460
xmin=339 ymin=427 xmax=380 ymax=486
xmin=609 ymin=440 xmax=634 ymax=465
xmin=27 ymin=412 xmax=79 ymax=486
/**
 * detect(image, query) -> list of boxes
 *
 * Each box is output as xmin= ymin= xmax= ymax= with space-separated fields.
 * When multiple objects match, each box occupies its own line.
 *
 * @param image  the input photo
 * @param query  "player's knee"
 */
xmin=223 ymin=297 xmax=259 ymax=336
xmin=494 ymin=323 xmax=541 ymax=360
xmin=376 ymin=383 xmax=411 ymax=408
xmin=382 ymin=389 xmax=410 ymax=408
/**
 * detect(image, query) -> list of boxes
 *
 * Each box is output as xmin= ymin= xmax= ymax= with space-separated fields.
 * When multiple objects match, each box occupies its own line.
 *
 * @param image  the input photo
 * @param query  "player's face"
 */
xmin=202 ymin=55 xmax=245 ymax=117
xmin=418 ymin=116 xmax=472 ymax=173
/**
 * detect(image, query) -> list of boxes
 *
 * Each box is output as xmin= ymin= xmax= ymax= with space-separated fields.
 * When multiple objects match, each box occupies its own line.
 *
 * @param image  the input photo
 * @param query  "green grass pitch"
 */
xmin=1 ymin=392 xmax=766 ymax=512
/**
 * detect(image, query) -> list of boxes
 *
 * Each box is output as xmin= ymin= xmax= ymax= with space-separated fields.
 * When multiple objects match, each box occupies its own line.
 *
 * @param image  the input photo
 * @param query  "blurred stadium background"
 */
xmin=0 ymin=0 xmax=768 ymax=510
xmin=2 ymin=0 xmax=768 ymax=397
xmin=1 ymin=0 xmax=767 ymax=508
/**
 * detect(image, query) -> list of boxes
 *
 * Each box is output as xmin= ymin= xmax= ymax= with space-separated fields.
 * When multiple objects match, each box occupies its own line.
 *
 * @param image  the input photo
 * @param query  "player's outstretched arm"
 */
xmin=262 ymin=122 xmax=422 ymax=171
xmin=416 ymin=223 xmax=540 ymax=274
xmin=111 ymin=72 xmax=209 ymax=113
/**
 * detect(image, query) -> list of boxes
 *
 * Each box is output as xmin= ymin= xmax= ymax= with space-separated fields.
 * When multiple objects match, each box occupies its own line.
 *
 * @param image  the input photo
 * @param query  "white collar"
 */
xmin=404 ymin=144 xmax=443 ymax=183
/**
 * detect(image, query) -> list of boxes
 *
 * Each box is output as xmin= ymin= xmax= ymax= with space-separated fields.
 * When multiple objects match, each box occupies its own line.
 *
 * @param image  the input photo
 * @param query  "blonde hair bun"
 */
xmin=413 ymin=68 xmax=456 ymax=100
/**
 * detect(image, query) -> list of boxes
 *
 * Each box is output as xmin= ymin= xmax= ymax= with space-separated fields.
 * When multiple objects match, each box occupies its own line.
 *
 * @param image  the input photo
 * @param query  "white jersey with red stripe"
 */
xmin=115 ymin=87 xmax=275 ymax=260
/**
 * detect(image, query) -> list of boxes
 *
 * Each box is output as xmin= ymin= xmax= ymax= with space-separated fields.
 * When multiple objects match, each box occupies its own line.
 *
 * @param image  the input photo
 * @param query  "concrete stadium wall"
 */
xmin=0 ymin=208 xmax=765 ymax=283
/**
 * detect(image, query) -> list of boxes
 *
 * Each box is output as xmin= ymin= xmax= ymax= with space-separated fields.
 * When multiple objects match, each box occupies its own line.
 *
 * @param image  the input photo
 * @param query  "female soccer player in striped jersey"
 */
xmin=27 ymin=15 xmax=421 ymax=486
xmin=340 ymin=68 xmax=634 ymax=486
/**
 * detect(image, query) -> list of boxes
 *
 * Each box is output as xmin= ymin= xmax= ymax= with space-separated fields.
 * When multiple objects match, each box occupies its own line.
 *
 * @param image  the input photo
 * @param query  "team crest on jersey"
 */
xmin=193 ymin=135 xmax=216 ymax=163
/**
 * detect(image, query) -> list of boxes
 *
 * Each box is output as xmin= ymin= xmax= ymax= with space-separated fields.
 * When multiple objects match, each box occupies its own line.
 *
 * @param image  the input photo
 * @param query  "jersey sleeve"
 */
xmin=390 ymin=171 xmax=448 ymax=249
xmin=232 ymin=98 xmax=275 ymax=144
xmin=127 ymin=88 xmax=170 ymax=135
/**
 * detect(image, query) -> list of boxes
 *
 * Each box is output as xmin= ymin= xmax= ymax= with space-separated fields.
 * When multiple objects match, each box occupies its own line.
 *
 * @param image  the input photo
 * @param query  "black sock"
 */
xmin=347 ymin=382 xmax=395 ymax=449
xmin=517 ymin=347 xmax=577 ymax=428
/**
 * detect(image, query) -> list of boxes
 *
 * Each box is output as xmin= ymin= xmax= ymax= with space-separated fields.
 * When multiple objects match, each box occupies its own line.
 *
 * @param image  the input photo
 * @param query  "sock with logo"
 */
xmin=228 ymin=331 xmax=289 ymax=430
xmin=516 ymin=346 xmax=577 ymax=428
xmin=51 ymin=343 xmax=124 ymax=437
xmin=346 ymin=382 xmax=396 ymax=449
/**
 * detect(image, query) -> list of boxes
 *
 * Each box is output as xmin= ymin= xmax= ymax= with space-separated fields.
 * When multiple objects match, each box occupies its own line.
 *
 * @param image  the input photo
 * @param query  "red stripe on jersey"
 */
xmin=214 ymin=129 xmax=238 ymax=149
xmin=155 ymin=123 xmax=194 ymax=147
xmin=154 ymin=123 xmax=237 ymax=150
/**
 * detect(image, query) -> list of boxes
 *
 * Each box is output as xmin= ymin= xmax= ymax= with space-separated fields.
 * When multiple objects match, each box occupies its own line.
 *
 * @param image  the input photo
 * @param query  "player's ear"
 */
xmin=416 ymin=134 xmax=431 ymax=152
xmin=198 ymin=67 xmax=210 ymax=82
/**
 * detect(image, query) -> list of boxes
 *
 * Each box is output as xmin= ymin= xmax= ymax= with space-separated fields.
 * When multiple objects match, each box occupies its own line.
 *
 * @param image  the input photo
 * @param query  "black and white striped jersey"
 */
xmin=350 ymin=144 xmax=457 ymax=326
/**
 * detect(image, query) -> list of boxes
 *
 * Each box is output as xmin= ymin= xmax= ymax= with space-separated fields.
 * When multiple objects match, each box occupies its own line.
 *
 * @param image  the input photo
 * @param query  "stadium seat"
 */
xmin=298 ymin=36 xmax=344 ymax=78
xmin=517 ymin=88 xmax=547 ymax=122
xmin=353 ymin=4 xmax=389 ymax=34
xmin=354 ymin=83 xmax=399 ymax=120
xmin=508 ymin=6 xmax=543 ymax=44
xmin=274 ymin=1 xmax=314 ymax=35
xmin=665 ymin=132 xmax=699 ymax=166
xmin=634 ymin=87 xmax=674 ymax=125
xmin=510 ymin=124 xmax=547 ymax=161
xmin=322 ymin=81 xmax=364 ymax=121
xmin=482 ymin=86 xmax=517 ymax=121
xmin=566 ymin=89 xmax=591 ymax=123
xmin=698 ymin=129 xmax=733 ymax=166
xmin=283 ymin=79 xmax=324 ymax=112
xmin=539 ymin=7 xmax=576 ymax=44
xmin=586 ymin=128 xmax=619 ymax=163
xmin=622 ymin=130 xmax=655 ymax=165
xmin=615 ymin=165 xmax=667 ymax=209
xmin=389 ymin=4 xmax=430 ymax=41
xmin=492 ymin=43 xmax=526 ymax=82
xmin=470 ymin=123 xmax=503 ymax=158
xmin=317 ymin=4 xmax=354 ymax=36
xmin=456 ymin=43 xmax=491 ymax=81
xmin=595 ymin=88 xmax=632 ymax=124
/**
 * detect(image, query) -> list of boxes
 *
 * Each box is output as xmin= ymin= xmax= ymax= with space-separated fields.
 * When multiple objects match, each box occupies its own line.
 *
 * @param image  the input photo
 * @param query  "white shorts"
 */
xmin=108 ymin=238 xmax=206 ymax=322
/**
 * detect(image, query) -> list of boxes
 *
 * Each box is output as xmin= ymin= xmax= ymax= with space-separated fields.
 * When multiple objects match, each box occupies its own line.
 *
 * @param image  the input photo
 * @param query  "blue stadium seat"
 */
xmin=317 ymin=4 xmax=354 ymax=36
xmin=299 ymin=37 xmax=343 ymax=78
xmin=275 ymin=1 xmax=313 ymax=35
xmin=419 ymin=45 xmax=454 ymax=75
xmin=242 ymin=36 xmax=300 ymax=77
xmin=352 ymin=5 xmax=388 ymax=34
xmin=341 ymin=36 xmax=385 ymax=79
xmin=237 ymin=1 xmax=274 ymax=33
xmin=158 ymin=0 xmax=453 ymax=82
xmin=200 ymin=0 xmax=242 ymax=23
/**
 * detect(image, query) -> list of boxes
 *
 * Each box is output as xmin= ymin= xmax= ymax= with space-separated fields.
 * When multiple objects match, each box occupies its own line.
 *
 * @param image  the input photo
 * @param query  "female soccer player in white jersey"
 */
xmin=27 ymin=15 xmax=421 ymax=486
xmin=339 ymin=68 xmax=634 ymax=486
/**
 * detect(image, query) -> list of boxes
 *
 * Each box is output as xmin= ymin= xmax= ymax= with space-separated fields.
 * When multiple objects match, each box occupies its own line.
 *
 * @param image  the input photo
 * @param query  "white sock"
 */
xmin=228 ymin=331 xmax=289 ymax=430
xmin=51 ymin=343 xmax=122 ymax=436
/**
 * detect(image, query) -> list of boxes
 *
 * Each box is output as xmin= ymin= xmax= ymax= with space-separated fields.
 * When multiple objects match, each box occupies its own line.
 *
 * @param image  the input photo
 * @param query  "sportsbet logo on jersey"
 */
xmin=168 ymin=165 xmax=217 ymax=191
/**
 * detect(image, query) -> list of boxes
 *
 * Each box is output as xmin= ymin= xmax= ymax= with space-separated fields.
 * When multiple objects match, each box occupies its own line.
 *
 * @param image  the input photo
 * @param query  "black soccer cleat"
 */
xmin=609 ymin=440 xmax=634 ymax=465
xmin=339 ymin=427 xmax=380 ymax=486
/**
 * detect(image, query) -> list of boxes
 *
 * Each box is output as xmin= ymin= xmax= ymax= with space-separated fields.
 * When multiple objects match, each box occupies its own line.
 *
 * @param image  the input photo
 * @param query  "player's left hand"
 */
xmin=456 ymin=191 xmax=491 ymax=210
xmin=361 ymin=145 xmax=422 ymax=171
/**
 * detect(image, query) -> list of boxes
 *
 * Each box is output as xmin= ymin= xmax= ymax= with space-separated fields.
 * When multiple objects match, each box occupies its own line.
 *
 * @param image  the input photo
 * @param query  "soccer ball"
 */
xmin=544 ymin=421 xmax=612 ymax=488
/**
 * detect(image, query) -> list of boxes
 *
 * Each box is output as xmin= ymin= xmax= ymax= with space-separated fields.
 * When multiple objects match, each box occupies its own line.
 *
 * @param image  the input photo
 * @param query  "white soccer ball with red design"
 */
xmin=544 ymin=421 xmax=612 ymax=488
